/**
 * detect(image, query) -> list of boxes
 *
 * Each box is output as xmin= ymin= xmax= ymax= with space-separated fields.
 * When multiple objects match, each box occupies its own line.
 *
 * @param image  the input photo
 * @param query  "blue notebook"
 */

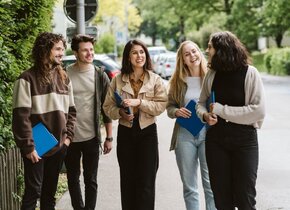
xmin=176 ymin=100 xmax=205 ymax=136
xmin=114 ymin=91 xmax=132 ymax=114
xmin=206 ymin=91 xmax=215 ymax=112
xmin=32 ymin=123 xmax=58 ymax=157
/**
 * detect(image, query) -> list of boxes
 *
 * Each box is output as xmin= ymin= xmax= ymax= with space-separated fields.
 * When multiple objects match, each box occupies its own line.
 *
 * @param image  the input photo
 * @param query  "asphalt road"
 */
xmin=56 ymin=73 xmax=290 ymax=210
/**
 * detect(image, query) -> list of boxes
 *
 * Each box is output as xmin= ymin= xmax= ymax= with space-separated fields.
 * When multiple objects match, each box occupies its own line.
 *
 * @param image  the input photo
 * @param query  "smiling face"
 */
xmin=182 ymin=42 xmax=202 ymax=69
xmin=205 ymin=39 xmax=216 ymax=66
xmin=50 ymin=41 xmax=65 ymax=65
xmin=129 ymin=44 xmax=146 ymax=70
xmin=75 ymin=42 xmax=94 ymax=64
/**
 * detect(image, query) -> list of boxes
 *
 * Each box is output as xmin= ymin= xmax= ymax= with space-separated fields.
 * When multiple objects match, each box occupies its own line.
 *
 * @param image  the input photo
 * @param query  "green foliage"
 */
xmin=228 ymin=0 xmax=262 ymax=50
xmin=12 ymin=167 xmax=24 ymax=202
xmin=117 ymin=44 xmax=125 ymax=57
xmin=251 ymin=51 xmax=266 ymax=72
xmin=55 ymin=173 xmax=68 ymax=200
xmin=259 ymin=0 xmax=290 ymax=47
xmin=188 ymin=14 xmax=225 ymax=50
xmin=134 ymin=0 xmax=289 ymax=51
xmin=0 ymin=0 xmax=56 ymax=151
xmin=0 ymin=38 xmax=18 ymax=151
xmin=263 ymin=48 xmax=290 ymax=75
xmin=94 ymin=33 xmax=115 ymax=54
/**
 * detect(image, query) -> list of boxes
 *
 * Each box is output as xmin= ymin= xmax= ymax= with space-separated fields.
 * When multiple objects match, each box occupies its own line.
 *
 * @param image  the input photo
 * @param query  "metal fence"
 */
xmin=0 ymin=147 xmax=23 ymax=210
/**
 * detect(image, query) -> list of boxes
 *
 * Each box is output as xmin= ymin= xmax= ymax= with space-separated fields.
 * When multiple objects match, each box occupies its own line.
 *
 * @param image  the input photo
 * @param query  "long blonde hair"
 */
xmin=169 ymin=40 xmax=207 ymax=106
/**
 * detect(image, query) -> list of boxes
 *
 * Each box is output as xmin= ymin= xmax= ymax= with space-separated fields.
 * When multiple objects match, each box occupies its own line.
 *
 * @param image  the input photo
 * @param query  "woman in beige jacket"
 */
xmin=103 ymin=39 xmax=167 ymax=210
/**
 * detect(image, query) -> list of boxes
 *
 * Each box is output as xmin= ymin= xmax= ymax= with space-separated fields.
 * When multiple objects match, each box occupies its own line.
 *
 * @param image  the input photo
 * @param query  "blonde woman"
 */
xmin=167 ymin=41 xmax=216 ymax=210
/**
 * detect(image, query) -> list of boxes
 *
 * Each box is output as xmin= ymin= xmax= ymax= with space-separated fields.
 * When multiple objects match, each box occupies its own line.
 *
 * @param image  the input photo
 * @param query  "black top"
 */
xmin=212 ymin=68 xmax=248 ymax=107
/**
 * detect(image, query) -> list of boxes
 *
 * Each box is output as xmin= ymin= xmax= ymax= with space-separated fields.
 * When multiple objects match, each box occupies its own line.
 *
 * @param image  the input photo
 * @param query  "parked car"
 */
xmin=62 ymin=54 xmax=121 ymax=80
xmin=159 ymin=53 xmax=176 ymax=80
xmin=148 ymin=46 xmax=167 ymax=58
xmin=154 ymin=52 xmax=176 ymax=76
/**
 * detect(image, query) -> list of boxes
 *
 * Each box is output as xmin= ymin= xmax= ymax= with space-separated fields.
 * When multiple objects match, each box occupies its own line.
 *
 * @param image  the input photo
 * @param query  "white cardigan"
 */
xmin=196 ymin=65 xmax=266 ymax=128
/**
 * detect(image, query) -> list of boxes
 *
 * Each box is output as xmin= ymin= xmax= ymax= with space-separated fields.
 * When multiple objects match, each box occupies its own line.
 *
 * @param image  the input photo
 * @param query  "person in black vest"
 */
xmin=65 ymin=34 xmax=113 ymax=210
xmin=196 ymin=31 xmax=266 ymax=210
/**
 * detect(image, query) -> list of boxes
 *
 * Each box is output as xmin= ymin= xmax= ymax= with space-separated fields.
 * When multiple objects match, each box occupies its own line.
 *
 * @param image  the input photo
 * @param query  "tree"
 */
xmin=228 ymin=0 xmax=263 ymax=50
xmin=259 ymin=0 xmax=290 ymax=48
xmin=95 ymin=0 xmax=142 ymax=37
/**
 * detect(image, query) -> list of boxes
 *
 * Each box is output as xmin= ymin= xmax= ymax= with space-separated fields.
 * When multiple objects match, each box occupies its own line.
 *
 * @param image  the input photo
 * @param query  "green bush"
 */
xmin=264 ymin=51 xmax=273 ymax=72
xmin=251 ymin=51 xmax=266 ymax=72
xmin=264 ymin=48 xmax=290 ymax=75
xmin=0 ymin=0 xmax=55 ymax=152
xmin=94 ymin=33 xmax=115 ymax=54
xmin=0 ymin=38 xmax=18 ymax=151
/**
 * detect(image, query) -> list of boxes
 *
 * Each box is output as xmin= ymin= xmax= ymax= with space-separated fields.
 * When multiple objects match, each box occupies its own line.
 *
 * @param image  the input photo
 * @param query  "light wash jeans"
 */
xmin=175 ymin=126 xmax=216 ymax=210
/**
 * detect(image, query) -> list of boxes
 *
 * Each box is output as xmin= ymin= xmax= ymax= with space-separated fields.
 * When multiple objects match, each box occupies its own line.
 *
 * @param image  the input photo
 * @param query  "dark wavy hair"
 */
xmin=209 ymin=31 xmax=251 ymax=72
xmin=71 ymin=34 xmax=95 ymax=52
xmin=32 ymin=32 xmax=67 ymax=84
xmin=121 ymin=39 xmax=153 ymax=75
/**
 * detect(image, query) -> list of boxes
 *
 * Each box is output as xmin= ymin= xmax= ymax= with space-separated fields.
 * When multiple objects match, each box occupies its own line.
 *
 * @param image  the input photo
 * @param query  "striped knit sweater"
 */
xmin=12 ymin=68 xmax=76 ymax=157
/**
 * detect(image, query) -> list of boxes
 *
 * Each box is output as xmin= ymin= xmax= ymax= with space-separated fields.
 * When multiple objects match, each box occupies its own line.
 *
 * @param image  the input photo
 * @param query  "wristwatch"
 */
xmin=105 ymin=137 xmax=113 ymax=142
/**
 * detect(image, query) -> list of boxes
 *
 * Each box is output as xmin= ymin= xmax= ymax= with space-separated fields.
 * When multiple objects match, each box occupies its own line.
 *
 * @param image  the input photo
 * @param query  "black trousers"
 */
xmin=206 ymin=121 xmax=258 ymax=210
xmin=21 ymin=145 xmax=67 ymax=210
xmin=117 ymin=120 xmax=159 ymax=210
xmin=65 ymin=137 xmax=100 ymax=210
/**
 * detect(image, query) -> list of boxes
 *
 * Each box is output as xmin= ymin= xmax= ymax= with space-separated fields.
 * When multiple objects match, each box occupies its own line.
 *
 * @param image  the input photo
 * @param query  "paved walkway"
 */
xmin=56 ymin=113 xmax=188 ymax=210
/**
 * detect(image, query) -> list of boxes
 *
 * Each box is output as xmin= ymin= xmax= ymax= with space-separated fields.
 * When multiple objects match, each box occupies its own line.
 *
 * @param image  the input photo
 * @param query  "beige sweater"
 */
xmin=196 ymin=65 xmax=266 ymax=129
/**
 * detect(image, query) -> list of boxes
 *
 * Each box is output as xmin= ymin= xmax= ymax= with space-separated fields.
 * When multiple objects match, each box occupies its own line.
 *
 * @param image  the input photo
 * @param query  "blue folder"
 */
xmin=114 ymin=91 xmax=132 ymax=114
xmin=32 ymin=123 xmax=58 ymax=157
xmin=176 ymin=100 xmax=205 ymax=136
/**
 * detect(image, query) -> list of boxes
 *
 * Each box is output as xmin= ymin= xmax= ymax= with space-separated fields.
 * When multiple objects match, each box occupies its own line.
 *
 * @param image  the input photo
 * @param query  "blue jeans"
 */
xmin=175 ymin=126 xmax=216 ymax=210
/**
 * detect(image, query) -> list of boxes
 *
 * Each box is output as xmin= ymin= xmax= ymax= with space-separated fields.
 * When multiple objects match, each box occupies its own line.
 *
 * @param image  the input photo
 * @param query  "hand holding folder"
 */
xmin=114 ymin=91 xmax=132 ymax=114
xmin=176 ymin=100 xmax=204 ymax=136
xmin=114 ymin=91 xmax=133 ymax=125
xmin=32 ymin=123 xmax=58 ymax=157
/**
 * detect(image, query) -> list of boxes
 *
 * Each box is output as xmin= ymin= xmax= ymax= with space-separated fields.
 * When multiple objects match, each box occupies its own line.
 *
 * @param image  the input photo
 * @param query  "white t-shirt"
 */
xmin=184 ymin=77 xmax=201 ymax=105
xmin=67 ymin=64 xmax=96 ymax=142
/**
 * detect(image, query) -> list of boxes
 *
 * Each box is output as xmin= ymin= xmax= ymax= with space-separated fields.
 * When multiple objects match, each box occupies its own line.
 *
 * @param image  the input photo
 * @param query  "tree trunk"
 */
xmin=152 ymin=34 xmax=156 ymax=46
xmin=179 ymin=16 xmax=186 ymax=43
xmin=275 ymin=33 xmax=283 ymax=48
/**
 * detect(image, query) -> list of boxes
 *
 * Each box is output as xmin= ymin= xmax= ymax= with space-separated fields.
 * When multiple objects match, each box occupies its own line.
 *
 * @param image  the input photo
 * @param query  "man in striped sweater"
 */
xmin=12 ymin=32 xmax=76 ymax=210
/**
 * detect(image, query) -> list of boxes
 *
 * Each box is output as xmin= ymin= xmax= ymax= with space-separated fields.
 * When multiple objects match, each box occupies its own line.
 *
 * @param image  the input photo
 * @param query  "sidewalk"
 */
xmin=55 ymin=114 xmax=187 ymax=210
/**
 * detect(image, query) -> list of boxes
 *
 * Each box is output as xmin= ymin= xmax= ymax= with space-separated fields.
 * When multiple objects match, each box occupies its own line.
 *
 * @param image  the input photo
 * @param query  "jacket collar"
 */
xmin=121 ymin=70 xmax=152 ymax=94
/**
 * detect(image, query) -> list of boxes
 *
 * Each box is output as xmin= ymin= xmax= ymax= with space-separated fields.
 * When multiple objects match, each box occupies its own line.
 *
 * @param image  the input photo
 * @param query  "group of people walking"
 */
xmin=12 ymin=30 xmax=265 ymax=210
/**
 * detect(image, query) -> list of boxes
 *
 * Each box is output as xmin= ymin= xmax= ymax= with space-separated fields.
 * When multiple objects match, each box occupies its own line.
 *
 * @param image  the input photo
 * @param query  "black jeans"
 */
xmin=65 ymin=137 xmax=100 ymax=210
xmin=117 ymin=120 xmax=159 ymax=210
xmin=21 ymin=145 xmax=67 ymax=210
xmin=206 ymin=121 xmax=258 ymax=210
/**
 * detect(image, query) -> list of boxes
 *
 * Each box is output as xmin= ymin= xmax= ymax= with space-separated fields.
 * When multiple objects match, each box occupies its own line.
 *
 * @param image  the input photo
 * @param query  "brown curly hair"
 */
xmin=32 ymin=32 xmax=67 ymax=84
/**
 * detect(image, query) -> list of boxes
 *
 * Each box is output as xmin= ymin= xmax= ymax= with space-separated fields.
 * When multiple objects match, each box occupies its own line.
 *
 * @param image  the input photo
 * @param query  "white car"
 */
xmin=159 ymin=53 xmax=176 ymax=80
xmin=148 ymin=46 xmax=167 ymax=58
